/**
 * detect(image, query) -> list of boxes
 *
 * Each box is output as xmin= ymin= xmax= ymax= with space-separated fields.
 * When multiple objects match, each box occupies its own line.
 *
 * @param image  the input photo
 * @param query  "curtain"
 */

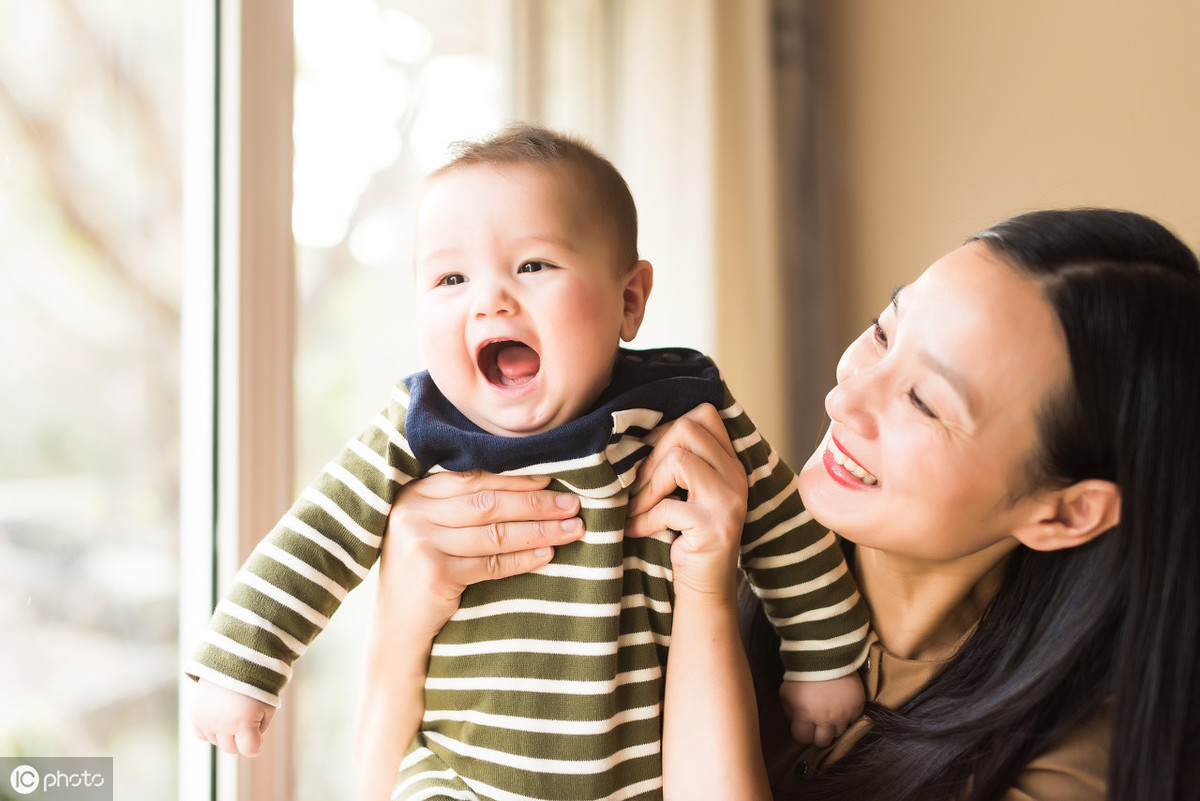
xmin=513 ymin=0 xmax=833 ymax=465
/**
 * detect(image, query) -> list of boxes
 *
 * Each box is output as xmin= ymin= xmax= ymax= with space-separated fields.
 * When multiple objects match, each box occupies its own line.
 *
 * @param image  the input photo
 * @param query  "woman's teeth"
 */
xmin=828 ymin=438 xmax=878 ymax=485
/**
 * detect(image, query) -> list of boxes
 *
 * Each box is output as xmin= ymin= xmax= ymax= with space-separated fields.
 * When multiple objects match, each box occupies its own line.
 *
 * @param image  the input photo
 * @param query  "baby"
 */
xmin=187 ymin=123 xmax=869 ymax=800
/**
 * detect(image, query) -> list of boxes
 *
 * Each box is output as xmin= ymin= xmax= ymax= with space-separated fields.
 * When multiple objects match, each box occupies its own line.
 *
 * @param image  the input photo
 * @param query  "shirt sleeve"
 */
xmin=718 ymin=384 xmax=870 ymax=681
xmin=184 ymin=382 xmax=425 ymax=705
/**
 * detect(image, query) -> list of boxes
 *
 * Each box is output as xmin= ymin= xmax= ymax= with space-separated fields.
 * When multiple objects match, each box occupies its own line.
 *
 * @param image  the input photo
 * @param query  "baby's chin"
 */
xmin=463 ymin=401 xmax=579 ymax=438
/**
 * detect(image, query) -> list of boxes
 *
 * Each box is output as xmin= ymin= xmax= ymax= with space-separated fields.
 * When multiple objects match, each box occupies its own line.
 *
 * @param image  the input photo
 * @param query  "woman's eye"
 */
xmin=871 ymin=318 xmax=888 ymax=347
xmin=436 ymin=273 xmax=466 ymax=287
xmin=518 ymin=261 xmax=551 ymax=274
xmin=908 ymin=389 xmax=937 ymax=419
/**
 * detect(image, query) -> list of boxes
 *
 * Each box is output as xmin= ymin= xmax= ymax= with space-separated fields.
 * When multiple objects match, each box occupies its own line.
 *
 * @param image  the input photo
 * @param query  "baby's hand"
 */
xmin=778 ymin=673 xmax=865 ymax=748
xmin=189 ymin=678 xmax=277 ymax=757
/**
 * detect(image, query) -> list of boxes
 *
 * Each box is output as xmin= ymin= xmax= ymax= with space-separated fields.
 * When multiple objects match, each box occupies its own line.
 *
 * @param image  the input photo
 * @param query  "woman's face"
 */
xmin=797 ymin=242 xmax=1070 ymax=562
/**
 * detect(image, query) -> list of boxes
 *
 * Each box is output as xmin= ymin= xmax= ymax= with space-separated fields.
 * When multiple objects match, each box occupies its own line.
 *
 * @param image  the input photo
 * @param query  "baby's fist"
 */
xmin=190 ymin=678 xmax=277 ymax=757
xmin=778 ymin=674 xmax=865 ymax=748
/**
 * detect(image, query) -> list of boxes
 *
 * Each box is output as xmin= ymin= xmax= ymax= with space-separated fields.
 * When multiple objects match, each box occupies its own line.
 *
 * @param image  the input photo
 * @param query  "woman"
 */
xmin=358 ymin=208 xmax=1200 ymax=800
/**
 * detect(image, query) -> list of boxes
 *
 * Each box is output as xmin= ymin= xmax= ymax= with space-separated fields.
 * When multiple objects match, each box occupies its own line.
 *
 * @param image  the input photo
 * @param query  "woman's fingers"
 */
xmin=433 ymin=516 xmax=585 ymax=559
xmin=629 ymin=404 xmax=740 ymax=517
xmin=395 ymin=470 xmax=581 ymax=530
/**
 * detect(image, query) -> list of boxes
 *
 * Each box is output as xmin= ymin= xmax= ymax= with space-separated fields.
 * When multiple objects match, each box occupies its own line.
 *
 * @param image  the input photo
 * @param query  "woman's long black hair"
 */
xmin=744 ymin=208 xmax=1200 ymax=800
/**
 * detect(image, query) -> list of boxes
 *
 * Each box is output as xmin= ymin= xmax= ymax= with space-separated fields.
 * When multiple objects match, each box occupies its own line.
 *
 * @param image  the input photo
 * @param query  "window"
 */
xmin=0 ymin=2 xmax=184 ymax=797
xmin=290 ymin=2 xmax=513 ymax=796
xmin=3 ymin=2 xmax=778 ymax=798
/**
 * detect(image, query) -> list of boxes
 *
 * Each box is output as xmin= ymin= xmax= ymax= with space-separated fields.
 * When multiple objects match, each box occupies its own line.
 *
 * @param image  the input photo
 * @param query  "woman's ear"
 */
xmin=619 ymin=260 xmax=654 ymax=342
xmin=1013 ymin=479 xmax=1121 ymax=552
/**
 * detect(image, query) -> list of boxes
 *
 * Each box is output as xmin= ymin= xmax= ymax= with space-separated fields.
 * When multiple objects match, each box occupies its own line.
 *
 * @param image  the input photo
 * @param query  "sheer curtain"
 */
xmin=518 ymin=0 xmax=829 ymax=465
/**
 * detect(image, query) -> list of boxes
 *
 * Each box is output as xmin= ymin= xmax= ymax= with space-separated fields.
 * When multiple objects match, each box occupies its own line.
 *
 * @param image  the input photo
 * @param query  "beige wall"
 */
xmin=825 ymin=1 xmax=1200 ymax=342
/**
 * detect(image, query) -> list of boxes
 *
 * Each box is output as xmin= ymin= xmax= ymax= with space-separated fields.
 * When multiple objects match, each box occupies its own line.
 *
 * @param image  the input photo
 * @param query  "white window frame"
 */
xmin=179 ymin=1 xmax=296 ymax=800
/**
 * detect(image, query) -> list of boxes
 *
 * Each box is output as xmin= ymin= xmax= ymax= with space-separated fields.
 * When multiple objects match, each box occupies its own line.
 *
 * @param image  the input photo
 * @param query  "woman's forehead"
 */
xmin=902 ymin=243 xmax=1068 ymax=423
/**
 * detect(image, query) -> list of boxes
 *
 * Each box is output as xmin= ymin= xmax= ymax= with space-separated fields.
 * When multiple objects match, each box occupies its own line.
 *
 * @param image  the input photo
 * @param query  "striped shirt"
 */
xmin=187 ymin=347 xmax=869 ymax=801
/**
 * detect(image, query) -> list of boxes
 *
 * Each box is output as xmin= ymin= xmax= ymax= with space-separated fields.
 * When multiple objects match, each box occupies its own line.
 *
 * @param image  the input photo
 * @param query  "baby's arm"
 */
xmin=189 ymin=678 xmax=277 ymax=757
xmin=778 ymin=674 xmax=865 ymax=747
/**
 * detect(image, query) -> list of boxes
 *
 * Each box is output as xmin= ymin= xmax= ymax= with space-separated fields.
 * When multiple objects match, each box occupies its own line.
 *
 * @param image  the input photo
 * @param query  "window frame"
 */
xmin=178 ymin=1 xmax=296 ymax=799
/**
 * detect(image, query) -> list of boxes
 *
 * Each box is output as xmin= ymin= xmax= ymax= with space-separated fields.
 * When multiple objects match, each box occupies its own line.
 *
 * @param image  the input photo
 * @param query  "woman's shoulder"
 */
xmin=1003 ymin=697 xmax=1111 ymax=801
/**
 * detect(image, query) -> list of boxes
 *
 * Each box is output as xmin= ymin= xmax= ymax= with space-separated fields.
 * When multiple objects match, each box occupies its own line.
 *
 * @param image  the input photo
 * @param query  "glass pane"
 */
xmin=291 ymin=1 xmax=510 ymax=797
xmin=0 ymin=1 xmax=184 ymax=797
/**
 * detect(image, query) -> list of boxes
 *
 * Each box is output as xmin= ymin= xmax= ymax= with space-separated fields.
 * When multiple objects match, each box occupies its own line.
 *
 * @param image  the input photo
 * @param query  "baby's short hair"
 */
xmin=433 ymin=123 xmax=640 ymax=271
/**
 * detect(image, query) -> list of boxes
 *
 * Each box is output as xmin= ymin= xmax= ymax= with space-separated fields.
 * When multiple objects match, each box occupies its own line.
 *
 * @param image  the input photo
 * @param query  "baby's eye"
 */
xmin=518 ymin=261 xmax=552 ymax=274
xmin=436 ymin=273 xmax=466 ymax=287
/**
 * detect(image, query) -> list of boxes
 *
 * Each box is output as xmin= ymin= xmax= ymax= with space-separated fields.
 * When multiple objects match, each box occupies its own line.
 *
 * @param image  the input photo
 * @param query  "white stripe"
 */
xmin=769 ymin=594 xmax=861 ymax=627
xmin=430 ymin=629 xmax=660 ymax=658
xmin=580 ymin=529 xmax=624 ymax=545
xmin=390 ymin=385 xmax=412 ymax=409
xmin=425 ymin=666 xmax=661 ymax=695
xmin=615 ymin=463 xmax=640 ymax=489
xmin=259 ymin=542 xmax=349 ymax=602
xmin=533 ymin=562 xmax=622 ymax=580
xmin=399 ymin=747 xmax=437 ymax=771
xmin=185 ymin=662 xmax=281 ymax=707
xmin=745 ymin=449 xmax=779 ymax=488
xmin=623 ymin=555 xmax=672 ymax=580
xmin=554 ymin=474 xmax=625 ymax=499
xmin=202 ymin=631 xmax=292 ymax=677
xmin=731 ymin=429 xmax=762 ymax=454
xmin=423 ymin=701 xmax=660 ymax=735
xmin=280 ymin=514 xmax=371 ymax=581
xmin=779 ymin=621 xmax=871 ymax=652
xmin=754 ymin=559 xmax=848 ymax=600
xmin=401 ymin=784 xmax=479 ymax=801
xmin=741 ymin=527 xmax=835 ymax=571
xmin=215 ymin=599 xmax=308 ymax=657
xmin=424 ymin=731 xmax=659 ymax=776
xmin=610 ymin=407 xmax=665 ymax=432
xmin=578 ymin=495 xmax=628 ymax=510
xmin=606 ymin=438 xmax=646 ymax=463
xmin=740 ymin=509 xmax=816 ymax=554
xmin=394 ymin=769 xmax=476 ymax=801
xmin=346 ymin=437 xmax=406 ymax=484
xmin=621 ymin=592 xmax=672 ymax=615
xmin=451 ymin=597 xmax=620 ymax=621
xmin=496 ymin=451 xmax=607 ymax=477
xmin=462 ymin=774 xmax=661 ymax=801
xmin=745 ymin=482 xmax=791 ymax=524
xmin=237 ymin=571 xmax=330 ymax=628
xmin=373 ymin=414 xmax=415 ymax=458
xmin=300 ymin=484 xmax=383 ymax=548
xmin=320 ymin=463 xmax=390 ymax=517
xmin=718 ymin=400 xmax=744 ymax=420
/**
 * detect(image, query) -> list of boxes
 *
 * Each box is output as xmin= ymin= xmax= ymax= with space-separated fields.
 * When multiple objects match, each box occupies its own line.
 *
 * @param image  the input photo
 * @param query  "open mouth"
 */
xmin=478 ymin=339 xmax=541 ymax=388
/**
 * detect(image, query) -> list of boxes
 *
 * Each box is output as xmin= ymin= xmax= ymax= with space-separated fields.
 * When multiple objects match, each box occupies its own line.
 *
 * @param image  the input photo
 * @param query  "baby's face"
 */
xmin=413 ymin=162 xmax=643 ymax=437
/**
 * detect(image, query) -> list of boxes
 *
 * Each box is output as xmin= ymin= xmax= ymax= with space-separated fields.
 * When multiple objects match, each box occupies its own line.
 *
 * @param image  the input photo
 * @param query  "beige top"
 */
xmin=761 ymin=631 xmax=1112 ymax=799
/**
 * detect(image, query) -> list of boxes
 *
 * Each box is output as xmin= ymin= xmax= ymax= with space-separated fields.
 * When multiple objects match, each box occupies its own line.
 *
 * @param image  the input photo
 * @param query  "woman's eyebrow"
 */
xmin=890 ymin=285 xmax=906 ymax=312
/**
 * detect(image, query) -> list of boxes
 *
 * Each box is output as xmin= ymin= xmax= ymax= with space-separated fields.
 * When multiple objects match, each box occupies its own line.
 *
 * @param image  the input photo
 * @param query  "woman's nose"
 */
xmin=826 ymin=347 xmax=879 ymax=439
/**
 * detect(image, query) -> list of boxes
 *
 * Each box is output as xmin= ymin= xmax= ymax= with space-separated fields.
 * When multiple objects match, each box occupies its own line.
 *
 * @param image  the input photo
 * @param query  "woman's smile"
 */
xmin=822 ymin=434 xmax=879 ymax=488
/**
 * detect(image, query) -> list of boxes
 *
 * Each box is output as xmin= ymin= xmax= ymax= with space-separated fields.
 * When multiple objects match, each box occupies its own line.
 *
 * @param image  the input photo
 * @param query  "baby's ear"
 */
xmin=1013 ymin=479 xmax=1121 ymax=552
xmin=620 ymin=260 xmax=654 ymax=341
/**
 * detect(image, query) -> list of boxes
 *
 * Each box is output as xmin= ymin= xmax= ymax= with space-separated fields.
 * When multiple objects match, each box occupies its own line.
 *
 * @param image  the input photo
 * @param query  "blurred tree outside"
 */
xmin=0 ymin=1 xmax=183 ymax=797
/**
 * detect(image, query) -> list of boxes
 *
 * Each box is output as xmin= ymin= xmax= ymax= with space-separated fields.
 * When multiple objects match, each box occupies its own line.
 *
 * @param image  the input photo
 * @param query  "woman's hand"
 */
xmin=378 ymin=470 xmax=584 ymax=639
xmin=626 ymin=404 xmax=770 ymax=801
xmin=355 ymin=470 xmax=583 ymax=801
xmin=626 ymin=403 xmax=749 ymax=599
